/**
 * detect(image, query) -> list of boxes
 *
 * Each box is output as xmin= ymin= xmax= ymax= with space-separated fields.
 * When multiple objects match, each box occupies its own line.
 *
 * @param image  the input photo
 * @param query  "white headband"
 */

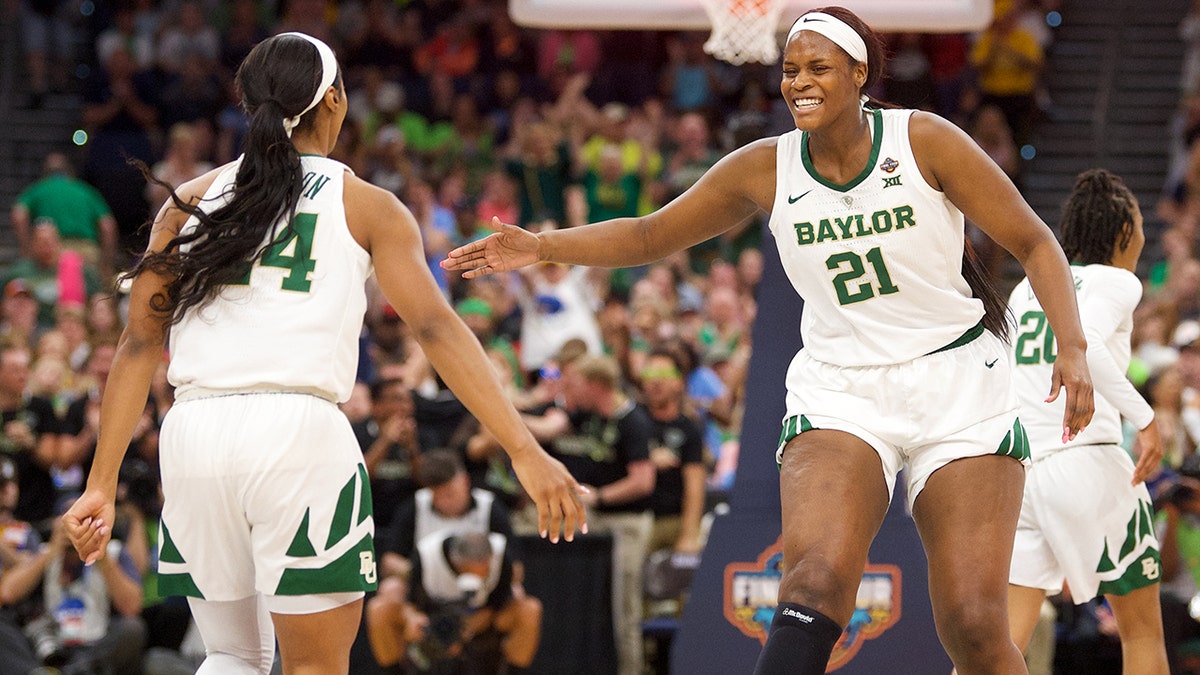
xmin=787 ymin=12 xmax=869 ymax=66
xmin=277 ymin=32 xmax=338 ymax=138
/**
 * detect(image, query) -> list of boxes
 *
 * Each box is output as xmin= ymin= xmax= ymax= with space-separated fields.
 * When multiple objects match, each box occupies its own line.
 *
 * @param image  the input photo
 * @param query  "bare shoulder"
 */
xmin=708 ymin=136 xmax=779 ymax=209
xmin=343 ymin=172 xmax=416 ymax=252
xmin=908 ymin=111 xmax=974 ymax=154
xmin=153 ymin=162 xmax=234 ymax=238
xmin=906 ymin=111 xmax=979 ymax=191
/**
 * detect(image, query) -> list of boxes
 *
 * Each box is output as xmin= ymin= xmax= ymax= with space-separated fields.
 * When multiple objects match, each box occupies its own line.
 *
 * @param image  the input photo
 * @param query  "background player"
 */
xmin=61 ymin=32 xmax=584 ymax=675
xmin=1007 ymin=169 xmax=1168 ymax=674
xmin=444 ymin=6 xmax=1093 ymax=674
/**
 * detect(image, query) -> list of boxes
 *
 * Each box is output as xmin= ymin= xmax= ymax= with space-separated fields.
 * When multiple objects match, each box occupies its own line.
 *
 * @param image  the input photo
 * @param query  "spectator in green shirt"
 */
xmin=10 ymin=153 xmax=117 ymax=280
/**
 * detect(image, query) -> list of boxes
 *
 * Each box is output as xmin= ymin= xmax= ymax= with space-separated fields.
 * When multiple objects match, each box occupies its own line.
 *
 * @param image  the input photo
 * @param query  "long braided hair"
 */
xmin=1059 ymin=168 xmax=1138 ymax=265
xmin=129 ymin=34 xmax=341 ymax=326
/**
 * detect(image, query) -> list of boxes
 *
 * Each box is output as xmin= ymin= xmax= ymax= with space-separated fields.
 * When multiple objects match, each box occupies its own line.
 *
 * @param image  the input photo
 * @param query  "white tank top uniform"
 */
xmin=158 ymin=155 xmax=379 ymax=607
xmin=169 ymin=155 xmax=371 ymax=403
xmin=1008 ymin=264 xmax=1160 ymax=599
xmin=769 ymin=108 xmax=1021 ymax=508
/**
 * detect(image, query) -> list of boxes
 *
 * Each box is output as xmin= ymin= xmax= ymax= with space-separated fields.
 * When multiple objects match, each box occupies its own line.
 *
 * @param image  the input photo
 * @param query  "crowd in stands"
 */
xmin=0 ymin=0 xmax=1197 ymax=672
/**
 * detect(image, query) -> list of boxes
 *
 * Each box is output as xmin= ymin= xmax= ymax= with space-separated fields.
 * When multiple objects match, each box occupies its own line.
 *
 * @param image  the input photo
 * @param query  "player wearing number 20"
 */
xmin=443 ymin=6 xmax=1094 ymax=674
xmin=59 ymin=32 xmax=584 ymax=675
xmin=1006 ymin=169 xmax=1168 ymax=674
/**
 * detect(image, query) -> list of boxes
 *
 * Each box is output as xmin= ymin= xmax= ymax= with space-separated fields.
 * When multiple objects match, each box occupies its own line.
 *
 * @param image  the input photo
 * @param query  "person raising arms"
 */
xmin=444 ymin=7 xmax=1093 ymax=675
xmin=61 ymin=32 xmax=585 ymax=675
xmin=1006 ymin=169 xmax=1168 ymax=674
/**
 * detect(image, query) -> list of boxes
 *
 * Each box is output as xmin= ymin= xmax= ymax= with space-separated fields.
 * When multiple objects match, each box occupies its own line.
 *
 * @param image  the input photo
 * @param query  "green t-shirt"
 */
xmin=15 ymin=175 xmax=111 ymax=242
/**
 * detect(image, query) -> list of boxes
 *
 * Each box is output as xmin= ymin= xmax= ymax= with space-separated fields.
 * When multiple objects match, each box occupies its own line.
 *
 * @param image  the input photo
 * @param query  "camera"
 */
xmin=407 ymin=599 xmax=472 ymax=671
xmin=23 ymin=614 xmax=67 ymax=666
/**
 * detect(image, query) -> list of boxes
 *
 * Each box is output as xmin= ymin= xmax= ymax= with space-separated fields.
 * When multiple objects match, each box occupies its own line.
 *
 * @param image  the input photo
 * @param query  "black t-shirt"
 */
xmin=1 ymin=396 xmax=61 ymax=525
xmin=352 ymin=417 xmax=420 ymax=533
xmin=648 ymin=414 xmax=705 ymax=517
xmin=550 ymin=399 xmax=654 ymax=513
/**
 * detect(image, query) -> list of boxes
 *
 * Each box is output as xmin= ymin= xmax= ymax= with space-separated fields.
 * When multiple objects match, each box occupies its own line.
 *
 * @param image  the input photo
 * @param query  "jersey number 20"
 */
xmin=1014 ymin=310 xmax=1057 ymax=364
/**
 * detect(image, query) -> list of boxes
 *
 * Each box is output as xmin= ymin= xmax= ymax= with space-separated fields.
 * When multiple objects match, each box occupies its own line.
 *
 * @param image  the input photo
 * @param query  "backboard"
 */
xmin=509 ymin=0 xmax=993 ymax=32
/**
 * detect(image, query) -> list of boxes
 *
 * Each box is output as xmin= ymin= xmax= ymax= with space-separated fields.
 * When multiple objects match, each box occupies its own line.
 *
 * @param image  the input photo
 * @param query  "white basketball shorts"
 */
xmin=157 ymin=391 xmax=378 ymax=614
xmin=1010 ymin=443 xmax=1160 ymax=600
xmin=777 ymin=325 xmax=1026 ymax=510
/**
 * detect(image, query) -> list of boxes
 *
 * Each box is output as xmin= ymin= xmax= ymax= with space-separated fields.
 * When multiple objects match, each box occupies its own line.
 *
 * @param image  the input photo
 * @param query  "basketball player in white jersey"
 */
xmin=1007 ymin=169 xmax=1168 ymax=674
xmin=60 ymin=33 xmax=585 ymax=675
xmin=443 ymin=6 xmax=1094 ymax=674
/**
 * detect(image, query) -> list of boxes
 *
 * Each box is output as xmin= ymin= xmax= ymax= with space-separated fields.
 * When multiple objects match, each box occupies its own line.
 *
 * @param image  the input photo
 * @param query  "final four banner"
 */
xmin=671 ymin=221 xmax=951 ymax=674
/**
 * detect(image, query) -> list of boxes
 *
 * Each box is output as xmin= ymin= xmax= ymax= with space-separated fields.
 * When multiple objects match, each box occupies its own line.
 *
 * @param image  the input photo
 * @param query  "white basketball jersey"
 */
xmin=1008 ymin=264 xmax=1153 ymax=459
xmin=767 ymin=108 xmax=984 ymax=366
xmin=168 ymin=156 xmax=371 ymax=403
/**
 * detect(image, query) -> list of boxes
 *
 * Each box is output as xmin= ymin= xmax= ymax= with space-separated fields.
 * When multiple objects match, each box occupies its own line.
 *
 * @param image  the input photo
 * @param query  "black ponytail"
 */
xmin=1059 ymin=168 xmax=1138 ymax=265
xmin=128 ymin=34 xmax=341 ymax=325
xmin=962 ymin=239 xmax=1012 ymax=341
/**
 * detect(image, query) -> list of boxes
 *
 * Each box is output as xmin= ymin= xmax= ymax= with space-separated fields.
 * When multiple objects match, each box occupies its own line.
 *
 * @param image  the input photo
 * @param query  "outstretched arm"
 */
xmin=348 ymin=177 xmax=587 ymax=542
xmin=443 ymin=140 xmax=776 ymax=278
xmin=911 ymin=112 xmax=1093 ymax=441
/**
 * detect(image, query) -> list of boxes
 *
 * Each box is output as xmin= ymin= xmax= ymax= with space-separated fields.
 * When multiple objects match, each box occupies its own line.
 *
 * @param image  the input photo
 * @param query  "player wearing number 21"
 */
xmin=61 ymin=33 xmax=585 ymax=675
xmin=444 ymin=6 xmax=1093 ymax=675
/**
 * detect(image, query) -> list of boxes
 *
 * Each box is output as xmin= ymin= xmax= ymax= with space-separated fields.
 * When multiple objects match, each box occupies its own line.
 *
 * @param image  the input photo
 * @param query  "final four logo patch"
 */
xmin=724 ymin=538 xmax=903 ymax=670
xmin=879 ymin=157 xmax=899 ymax=173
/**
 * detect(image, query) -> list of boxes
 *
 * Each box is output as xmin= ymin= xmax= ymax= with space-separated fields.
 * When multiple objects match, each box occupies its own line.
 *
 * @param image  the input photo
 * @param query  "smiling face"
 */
xmin=779 ymin=30 xmax=868 ymax=132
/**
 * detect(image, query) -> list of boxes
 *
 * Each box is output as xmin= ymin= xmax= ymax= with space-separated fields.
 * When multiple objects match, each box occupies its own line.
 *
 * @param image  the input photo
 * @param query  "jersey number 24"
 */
xmin=234 ymin=213 xmax=318 ymax=292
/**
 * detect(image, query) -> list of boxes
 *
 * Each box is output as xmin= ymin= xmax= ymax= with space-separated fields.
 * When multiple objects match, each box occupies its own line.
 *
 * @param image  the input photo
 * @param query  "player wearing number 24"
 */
xmin=61 ymin=32 xmax=584 ymax=675
xmin=444 ymin=6 xmax=1093 ymax=675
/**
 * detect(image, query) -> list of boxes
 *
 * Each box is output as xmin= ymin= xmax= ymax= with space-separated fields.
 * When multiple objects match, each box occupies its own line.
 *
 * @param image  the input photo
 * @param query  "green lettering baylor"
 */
xmin=791 ymin=205 xmax=917 ymax=247
xmin=871 ymin=210 xmax=893 ymax=233
xmin=816 ymin=219 xmax=837 ymax=243
xmin=794 ymin=222 xmax=814 ymax=245
xmin=834 ymin=216 xmax=854 ymax=239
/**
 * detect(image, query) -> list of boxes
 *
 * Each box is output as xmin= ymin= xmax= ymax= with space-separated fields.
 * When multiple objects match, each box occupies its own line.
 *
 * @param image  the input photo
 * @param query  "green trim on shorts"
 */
xmin=995 ymin=418 xmax=1030 ymax=462
xmin=778 ymin=415 xmax=814 ymax=453
xmin=926 ymin=320 xmax=986 ymax=356
xmin=1096 ymin=500 xmax=1161 ymax=596
xmin=326 ymin=474 xmax=358 ymax=549
xmin=1097 ymin=548 xmax=1161 ymax=596
xmin=287 ymin=508 xmax=319 ymax=558
xmin=159 ymin=572 xmax=205 ymax=599
xmin=356 ymin=464 xmax=373 ymax=526
xmin=274 ymin=533 xmax=379 ymax=595
xmin=160 ymin=522 xmax=186 ymax=564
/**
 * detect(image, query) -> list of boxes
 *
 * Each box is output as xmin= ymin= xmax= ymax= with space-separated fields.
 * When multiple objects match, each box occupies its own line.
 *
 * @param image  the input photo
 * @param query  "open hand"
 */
xmin=1132 ymin=418 xmax=1163 ymax=485
xmin=441 ymin=218 xmax=540 ymax=279
xmin=509 ymin=448 xmax=588 ymax=543
xmin=1044 ymin=345 xmax=1093 ymax=443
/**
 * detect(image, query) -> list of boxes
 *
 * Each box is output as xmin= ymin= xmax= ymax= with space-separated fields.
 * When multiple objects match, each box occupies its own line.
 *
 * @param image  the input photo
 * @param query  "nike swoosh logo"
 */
xmin=985 ymin=359 xmax=998 ymax=368
xmin=802 ymin=16 xmax=826 ymax=23
xmin=788 ymin=190 xmax=813 ymax=204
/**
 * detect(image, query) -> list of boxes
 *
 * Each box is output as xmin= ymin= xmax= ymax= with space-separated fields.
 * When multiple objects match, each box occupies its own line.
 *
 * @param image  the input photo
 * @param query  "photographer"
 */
xmin=368 ymin=531 xmax=541 ymax=674
xmin=1 ymin=495 xmax=145 ymax=673
xmin=0 ymin=455 xmax=50 ymax=674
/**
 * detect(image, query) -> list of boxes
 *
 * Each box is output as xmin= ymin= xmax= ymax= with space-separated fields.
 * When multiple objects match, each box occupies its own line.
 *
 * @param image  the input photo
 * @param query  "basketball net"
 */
xmin=701 ymin=0 xmax=785 ymax=65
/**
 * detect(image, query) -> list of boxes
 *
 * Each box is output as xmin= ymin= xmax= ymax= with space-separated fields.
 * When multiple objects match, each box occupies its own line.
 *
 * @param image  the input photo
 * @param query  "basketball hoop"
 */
xmin=701 ymin=0 xmax=785 ymax=65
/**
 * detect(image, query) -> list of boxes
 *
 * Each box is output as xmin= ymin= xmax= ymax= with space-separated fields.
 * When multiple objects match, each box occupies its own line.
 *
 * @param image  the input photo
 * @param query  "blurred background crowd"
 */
xmin=0 ymin=0 xmax=1197 ymax=672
